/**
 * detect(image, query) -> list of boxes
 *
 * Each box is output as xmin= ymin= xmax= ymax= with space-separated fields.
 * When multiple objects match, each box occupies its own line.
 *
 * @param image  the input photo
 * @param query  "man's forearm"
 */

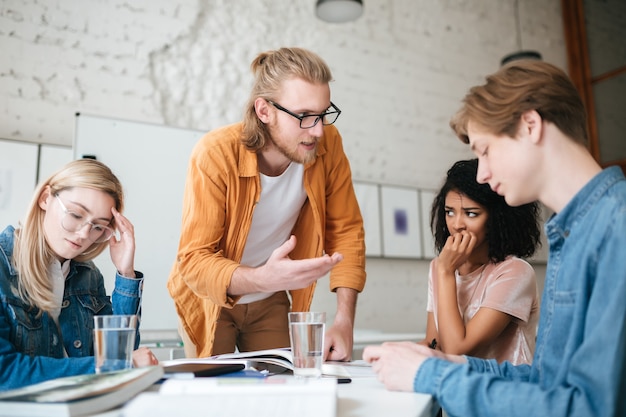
xmin=334 ymin=287 xmax=358 ymax=328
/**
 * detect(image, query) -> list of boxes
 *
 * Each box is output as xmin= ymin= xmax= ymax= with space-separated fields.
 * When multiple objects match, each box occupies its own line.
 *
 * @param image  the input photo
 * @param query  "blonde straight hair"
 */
xmin=13 ymin=159 xmax=124 ymax=312
xmin=241 ymin=47 xmax=334 ymax=151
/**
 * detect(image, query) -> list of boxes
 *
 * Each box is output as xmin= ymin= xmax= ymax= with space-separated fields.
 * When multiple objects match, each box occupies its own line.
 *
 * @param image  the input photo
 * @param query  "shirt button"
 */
xmin=61 ymin=300 xmax=70 ymax=308
xmin=73 ymin=340 xmax=82 ymax=348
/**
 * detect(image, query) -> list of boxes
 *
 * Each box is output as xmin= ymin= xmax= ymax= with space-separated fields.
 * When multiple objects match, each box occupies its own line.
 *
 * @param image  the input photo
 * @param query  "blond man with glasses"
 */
xmin=168 ymin=47 xmax=366 ymax=359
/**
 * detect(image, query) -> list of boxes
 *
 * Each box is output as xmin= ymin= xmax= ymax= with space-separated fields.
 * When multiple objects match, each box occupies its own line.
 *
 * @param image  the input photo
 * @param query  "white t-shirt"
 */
xmin=48 ymin=258 xmax=70 ymax=357
xmin=48 ymin=259 xmax=70 ymax=324
xmin=238 ymin=162 xmax=307 ymax=304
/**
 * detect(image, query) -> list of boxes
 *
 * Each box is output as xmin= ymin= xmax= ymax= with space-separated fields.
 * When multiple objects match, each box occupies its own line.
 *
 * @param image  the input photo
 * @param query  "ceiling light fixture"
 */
xmin=316 ymin=0 xmax=363 ymax=23
xmin=500 ymin=0 xmax=542 ymax=66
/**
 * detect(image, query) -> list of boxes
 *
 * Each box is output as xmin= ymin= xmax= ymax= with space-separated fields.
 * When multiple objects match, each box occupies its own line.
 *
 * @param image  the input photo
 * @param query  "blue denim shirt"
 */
xmin=414 ymin=167 xmax=626 ymax=417
xmin=0 ymin=226 xmax=144 ymax=390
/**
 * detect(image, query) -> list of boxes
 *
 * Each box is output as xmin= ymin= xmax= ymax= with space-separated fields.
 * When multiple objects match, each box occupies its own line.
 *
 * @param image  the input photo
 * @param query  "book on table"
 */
xmin=162 ymin=362 xmax=245 ymax=379
xmin=0 ymin=366 xmax=163 ymax=417
xmin=160 ymin=347 xmax=351 ymax=380
xmin=123 ymin=376 xmax=338 ymax=417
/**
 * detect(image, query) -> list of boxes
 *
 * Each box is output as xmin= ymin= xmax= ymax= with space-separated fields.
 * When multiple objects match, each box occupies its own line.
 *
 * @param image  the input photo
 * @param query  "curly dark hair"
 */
xmin=430 ymin=159 xmax=541 ymax=262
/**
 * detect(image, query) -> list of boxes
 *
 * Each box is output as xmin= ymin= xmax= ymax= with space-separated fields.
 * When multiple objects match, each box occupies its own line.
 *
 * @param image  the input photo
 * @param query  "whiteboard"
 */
xmin=74 ymin=114 xmax=204 ymax=330
xmin=38 ymin=144 xmax=73 ymax=184
xmin=0 ymin=139 xmax=39 ymax=228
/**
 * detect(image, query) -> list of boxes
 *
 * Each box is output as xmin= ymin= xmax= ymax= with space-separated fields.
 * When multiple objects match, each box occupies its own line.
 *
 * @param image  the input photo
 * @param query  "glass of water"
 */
xmin=93 ymin=315 xmax=137 ymax=373
xmin=288 ymin=312 xmax=326 ymax=378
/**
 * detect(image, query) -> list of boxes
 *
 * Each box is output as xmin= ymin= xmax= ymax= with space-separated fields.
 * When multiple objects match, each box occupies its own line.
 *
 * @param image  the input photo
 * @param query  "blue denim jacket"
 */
xmin=414 ymin=167 xmax=626 ymax=417
xmin=0 ymin=226 xmax=144 ymax=390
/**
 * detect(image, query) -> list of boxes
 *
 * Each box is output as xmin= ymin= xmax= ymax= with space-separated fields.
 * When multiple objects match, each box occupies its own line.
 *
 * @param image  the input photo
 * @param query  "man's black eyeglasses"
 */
xmin=267 ymin=100 xmax=341 ymax=129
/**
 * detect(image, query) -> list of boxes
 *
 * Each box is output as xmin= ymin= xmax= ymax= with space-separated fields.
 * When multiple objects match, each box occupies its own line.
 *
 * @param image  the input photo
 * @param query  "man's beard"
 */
xmin=269 ymin=136 xmax=318 ymax=165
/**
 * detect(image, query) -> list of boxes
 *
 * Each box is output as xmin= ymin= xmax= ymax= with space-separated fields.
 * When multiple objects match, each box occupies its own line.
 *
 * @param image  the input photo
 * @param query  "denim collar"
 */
xmin=546 ymin=166 xmax=624 ymax=241
xmin=0 ymin=225 xmax=17 ymax=276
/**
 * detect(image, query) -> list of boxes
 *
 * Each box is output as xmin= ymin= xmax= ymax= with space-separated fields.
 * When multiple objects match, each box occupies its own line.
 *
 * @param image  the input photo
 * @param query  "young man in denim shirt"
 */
xmin=363 ymin=60 xmax=626 ymax=417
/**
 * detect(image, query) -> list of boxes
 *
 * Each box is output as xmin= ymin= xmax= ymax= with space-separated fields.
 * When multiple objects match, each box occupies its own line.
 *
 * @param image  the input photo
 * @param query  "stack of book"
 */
xmin=123 ymin=376 xmax=338 ymax=417
xmin=0 ymin=366 xmax=163 ymax=417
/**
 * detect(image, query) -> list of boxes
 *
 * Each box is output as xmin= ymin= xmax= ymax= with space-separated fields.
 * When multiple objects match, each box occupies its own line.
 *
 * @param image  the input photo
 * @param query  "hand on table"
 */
xmin=363 ymin=341 xmax=467 ymax=392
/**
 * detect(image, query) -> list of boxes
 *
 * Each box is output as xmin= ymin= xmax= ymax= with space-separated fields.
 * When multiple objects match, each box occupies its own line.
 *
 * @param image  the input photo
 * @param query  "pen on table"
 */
xmin=429 ymin=338 xmax=437 ymax=349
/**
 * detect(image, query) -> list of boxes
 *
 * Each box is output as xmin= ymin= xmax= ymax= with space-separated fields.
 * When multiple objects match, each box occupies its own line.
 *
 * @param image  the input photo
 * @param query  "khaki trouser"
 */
xmin=177 ymin=291 xmax=291 ymax=358
xmin=177 ymin=319 xmax=198 ymax=358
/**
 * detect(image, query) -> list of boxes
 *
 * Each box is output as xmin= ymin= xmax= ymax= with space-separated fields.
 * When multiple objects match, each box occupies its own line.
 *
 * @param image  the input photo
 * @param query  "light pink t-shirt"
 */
xmin=426 ymin=256 xmax=539 ymax=365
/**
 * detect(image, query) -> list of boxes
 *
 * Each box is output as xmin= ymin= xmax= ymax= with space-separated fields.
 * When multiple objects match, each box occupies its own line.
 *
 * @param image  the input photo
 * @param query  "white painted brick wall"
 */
xmin=0 ymin=0 xmax=562 ymax=334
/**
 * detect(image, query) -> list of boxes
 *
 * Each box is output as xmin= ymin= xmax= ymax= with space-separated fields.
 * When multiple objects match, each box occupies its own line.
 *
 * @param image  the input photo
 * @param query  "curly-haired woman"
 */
xmin=421 ymin=158 xmax=542 ymax=365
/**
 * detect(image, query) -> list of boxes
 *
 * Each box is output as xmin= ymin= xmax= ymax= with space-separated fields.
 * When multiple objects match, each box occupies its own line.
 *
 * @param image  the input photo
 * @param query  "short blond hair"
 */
xmin=451 ymin=60 xmax=588 ymax=145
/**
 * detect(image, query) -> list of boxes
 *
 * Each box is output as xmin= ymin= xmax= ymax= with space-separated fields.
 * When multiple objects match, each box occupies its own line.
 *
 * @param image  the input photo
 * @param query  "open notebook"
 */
xmin=160 ymin=347 xmax=352 ymax=380
xmin=122 ymin=377 xmax=337 ymax=417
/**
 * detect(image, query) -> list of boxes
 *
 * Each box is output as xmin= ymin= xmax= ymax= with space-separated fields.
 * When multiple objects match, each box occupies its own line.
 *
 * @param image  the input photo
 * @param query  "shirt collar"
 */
xmin=546 ymin=166 xmax=624 ymax=239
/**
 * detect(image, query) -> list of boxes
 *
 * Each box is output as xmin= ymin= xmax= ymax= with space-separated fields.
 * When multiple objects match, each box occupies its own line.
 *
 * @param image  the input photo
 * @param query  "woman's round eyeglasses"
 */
xmin=55 ymin=194 xmax=114 ymax=243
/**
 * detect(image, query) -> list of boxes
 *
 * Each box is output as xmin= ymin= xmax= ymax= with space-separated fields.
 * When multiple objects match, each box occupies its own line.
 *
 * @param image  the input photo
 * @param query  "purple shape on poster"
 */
xmin=394 ymin=209 xmax=408 ymax=235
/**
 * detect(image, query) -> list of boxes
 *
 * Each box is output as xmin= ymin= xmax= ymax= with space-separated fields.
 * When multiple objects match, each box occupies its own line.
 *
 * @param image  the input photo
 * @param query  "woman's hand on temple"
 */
xmin=108 ymin=208 xmax=136 ymax=278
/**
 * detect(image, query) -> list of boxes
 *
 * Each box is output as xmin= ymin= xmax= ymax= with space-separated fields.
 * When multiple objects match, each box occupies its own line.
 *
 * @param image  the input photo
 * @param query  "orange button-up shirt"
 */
xmin=167 ymin=122 xmax=366 ymax=356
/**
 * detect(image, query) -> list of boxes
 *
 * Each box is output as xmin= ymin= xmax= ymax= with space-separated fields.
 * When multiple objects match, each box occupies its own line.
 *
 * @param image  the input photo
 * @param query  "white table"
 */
xmin=94 ymin=375 xmax=436 ymax=417
xmin=338 ymin=377 xmax=436 ymax=417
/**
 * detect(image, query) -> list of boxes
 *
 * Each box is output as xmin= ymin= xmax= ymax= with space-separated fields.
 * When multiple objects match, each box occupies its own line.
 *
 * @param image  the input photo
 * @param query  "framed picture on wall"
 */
xmin=353 ymin=182 xmax=382 ymax=257
xmin=380 ymin=185 xmax=422 ymax=259
xmin=419 ymin=189 xmax=437 ymax=259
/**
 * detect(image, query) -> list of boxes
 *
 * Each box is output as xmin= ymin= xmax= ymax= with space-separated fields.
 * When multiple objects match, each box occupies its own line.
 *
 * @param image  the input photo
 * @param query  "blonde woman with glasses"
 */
xmin=0 ymin=159 xmax=158 ymax=390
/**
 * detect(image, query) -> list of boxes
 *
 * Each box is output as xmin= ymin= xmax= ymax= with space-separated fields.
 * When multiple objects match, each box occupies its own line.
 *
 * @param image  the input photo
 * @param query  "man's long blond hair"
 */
xmin=13 ymin=159 xmax=124 ymax=313
xmin=241 ymin=47 xmax=333 ymax=150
